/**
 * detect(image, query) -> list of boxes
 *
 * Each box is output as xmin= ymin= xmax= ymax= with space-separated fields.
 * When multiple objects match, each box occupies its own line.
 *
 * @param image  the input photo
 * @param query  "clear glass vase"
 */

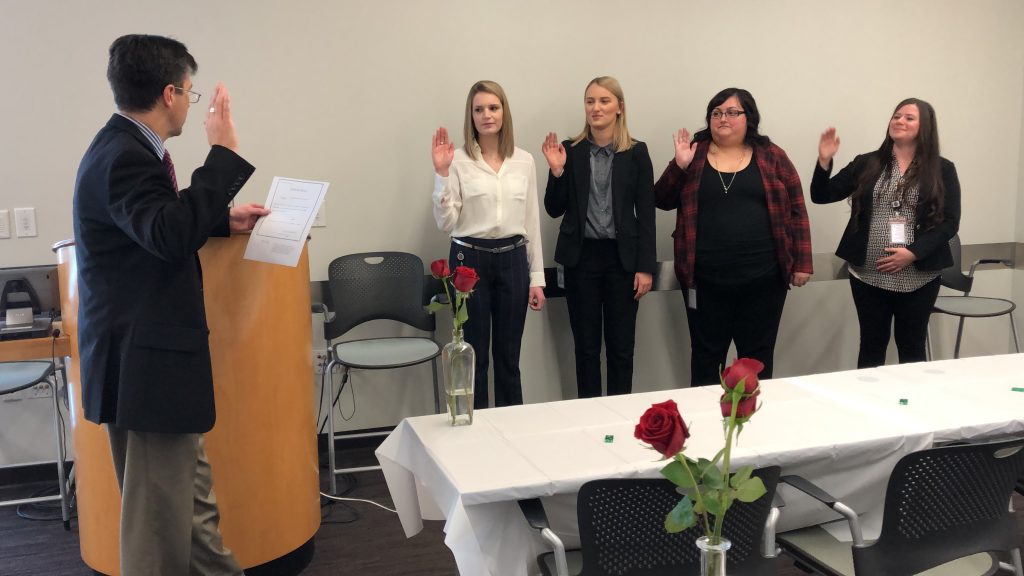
xmin=695 ymin=535 xmax=730 ymax=576
xmin=442 ymin=327 xmax=475 ymax=426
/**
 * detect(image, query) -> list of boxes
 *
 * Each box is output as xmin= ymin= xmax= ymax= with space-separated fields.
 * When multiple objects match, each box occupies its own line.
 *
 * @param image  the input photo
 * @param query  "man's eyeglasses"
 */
xmin=173 ymin=86 xmax=202 ymax=104
xmin=711 ymin=109 xmax=745 ymax=120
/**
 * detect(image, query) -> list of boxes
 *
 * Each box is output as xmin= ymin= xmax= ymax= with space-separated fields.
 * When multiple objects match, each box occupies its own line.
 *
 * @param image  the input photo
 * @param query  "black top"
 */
xmin=545 ymin=139 xmax=656 ymax=274
xmin=695 ymin=155 xmax=777 ymax=285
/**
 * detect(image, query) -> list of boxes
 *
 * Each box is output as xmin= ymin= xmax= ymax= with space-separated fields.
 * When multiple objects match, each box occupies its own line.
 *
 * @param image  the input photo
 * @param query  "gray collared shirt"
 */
xmin=584 ymin=140 xmax=616 ymax=239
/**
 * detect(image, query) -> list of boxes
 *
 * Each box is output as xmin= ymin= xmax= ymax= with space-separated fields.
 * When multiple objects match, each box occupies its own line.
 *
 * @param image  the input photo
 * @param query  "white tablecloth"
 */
xmin=375 ymin=355 xmax=1024 ymax=576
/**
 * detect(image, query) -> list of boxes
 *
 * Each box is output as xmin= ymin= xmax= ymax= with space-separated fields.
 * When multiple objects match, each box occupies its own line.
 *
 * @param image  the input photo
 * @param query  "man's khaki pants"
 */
xmin=107 ymin=425 xmax=244 ymax=576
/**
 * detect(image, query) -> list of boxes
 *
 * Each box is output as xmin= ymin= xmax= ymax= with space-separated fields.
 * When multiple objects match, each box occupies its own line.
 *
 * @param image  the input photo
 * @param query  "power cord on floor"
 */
xmin=16 ymin=483 xmax=77 ymax=522
xmin=319 ymin=491 xmax=397 ymax=514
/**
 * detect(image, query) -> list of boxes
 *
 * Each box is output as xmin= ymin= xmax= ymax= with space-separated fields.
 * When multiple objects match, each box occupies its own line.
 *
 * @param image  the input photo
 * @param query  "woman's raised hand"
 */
xmin=542 ymin=132 xmax=566 ymax=177
xmin=432 ymin=127 xmax=455 ymax=177
xmin=818 ymin=127 xmax=841 ymax=170
xmin=673 ymin=128 xmax=696 ymax=170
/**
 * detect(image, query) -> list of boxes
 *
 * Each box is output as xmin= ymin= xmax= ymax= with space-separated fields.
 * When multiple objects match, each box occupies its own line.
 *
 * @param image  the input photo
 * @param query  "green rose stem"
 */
xmin=441 ymin=278 xmax=455 ymax=321
xmin=711 ymin=379 xmax=743 ymax=545
xmin=680 ymin=454 xmax=712 ymax=535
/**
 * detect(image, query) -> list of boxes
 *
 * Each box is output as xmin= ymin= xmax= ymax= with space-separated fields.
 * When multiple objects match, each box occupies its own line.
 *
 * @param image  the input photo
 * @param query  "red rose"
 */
xmin=634 ymin=399 xmax=690 ymax=458
xmin=720 ymin=389 xmax=760 ymax=419
xmin=721 ymin=358 xmax=764 ymax=392
xmin=452 ymin=266 xmax=479 ymax=293
xmin=430 ymin=259 xmax=450 ymax=279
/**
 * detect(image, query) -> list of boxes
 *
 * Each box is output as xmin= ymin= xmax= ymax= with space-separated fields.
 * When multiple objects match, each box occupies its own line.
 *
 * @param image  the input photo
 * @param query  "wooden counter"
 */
xmin=0 ymin=330 xmax=70 ymax=362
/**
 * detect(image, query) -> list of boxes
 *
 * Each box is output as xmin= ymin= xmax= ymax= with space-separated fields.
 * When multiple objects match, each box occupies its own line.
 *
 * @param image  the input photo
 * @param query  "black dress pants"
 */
xmin=684 ymin=272 xmax=788 ymax=386
xmin=564 ymin=239 xmax=639 ymax=398
xmin=849 ymin=275 xmax=941 ymax=368
xmin=449 ymin=238 xmax=529 ymax=409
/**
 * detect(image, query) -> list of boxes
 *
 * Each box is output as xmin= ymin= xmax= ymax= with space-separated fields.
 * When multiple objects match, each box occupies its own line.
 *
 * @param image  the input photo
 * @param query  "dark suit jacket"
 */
xmin=811 ymin=152 xmax=961 ymax=271
xmin=72 ymin=114 xmax=255 ymax=433
xmin=544 ymin=139 xmax=656 ymax=274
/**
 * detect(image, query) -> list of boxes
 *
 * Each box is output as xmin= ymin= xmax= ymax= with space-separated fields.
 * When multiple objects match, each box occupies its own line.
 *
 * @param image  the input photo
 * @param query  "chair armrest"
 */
xmin=518 ymin=499 xmax=569 ymax=576
xmin=780 ymin=475 xmax=838 ymax=505
xmin=310 ymin=302 xmax=336 ymax=323
xmin=518 ymin=498 xmax=550 ymax=530
xmin=772 ymin=489 xmax=786 ymax=509
xmin=968 ymin=258 xmax=1014 ymax=277
xmin=763 ymin=506 xmax=781 ymax=558
xmin=780 ymin=475 xmax=865 ymax=547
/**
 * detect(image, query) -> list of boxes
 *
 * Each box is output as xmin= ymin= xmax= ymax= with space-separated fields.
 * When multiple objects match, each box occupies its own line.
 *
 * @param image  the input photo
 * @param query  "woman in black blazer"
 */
xmin=812 ymin=97 xmax=961 ymax=368
xmin=542 ymin=76 xmax=656 ymax=397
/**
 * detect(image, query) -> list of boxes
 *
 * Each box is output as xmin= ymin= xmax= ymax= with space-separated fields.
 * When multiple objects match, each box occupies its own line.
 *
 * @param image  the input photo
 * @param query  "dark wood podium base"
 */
xmin=90 ymin=536 xmax=316 ymax=576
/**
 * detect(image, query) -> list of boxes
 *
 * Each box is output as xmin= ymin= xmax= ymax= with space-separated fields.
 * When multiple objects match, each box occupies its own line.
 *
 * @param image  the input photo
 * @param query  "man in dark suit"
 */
xmin=73 ymin=34 xmax=267 ymax=575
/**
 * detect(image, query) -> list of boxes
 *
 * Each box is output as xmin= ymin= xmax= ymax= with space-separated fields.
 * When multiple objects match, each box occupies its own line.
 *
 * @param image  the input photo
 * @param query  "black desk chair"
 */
xmin=928 ymin=234 xmax=1019 ymax=359
xmin=775 ymin=438 xmax=1024 ymax=575
xmin=0 ymin=360 xmax=71 ymax=530
xmin=520 ymin=466 xmax=781 ymax=576
xmin=318 ymin=253 xmax=441 ymax=494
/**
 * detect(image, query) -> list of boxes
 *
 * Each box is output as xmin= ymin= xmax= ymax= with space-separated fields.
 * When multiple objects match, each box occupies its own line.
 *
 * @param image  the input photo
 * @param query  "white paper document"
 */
xmin=244 ymin=177 xmax=329 ymax=267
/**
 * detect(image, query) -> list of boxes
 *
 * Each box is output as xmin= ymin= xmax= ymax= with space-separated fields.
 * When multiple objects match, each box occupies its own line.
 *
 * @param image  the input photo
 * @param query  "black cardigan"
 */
xmin=810 ymin=152 xmax=961 ymax=271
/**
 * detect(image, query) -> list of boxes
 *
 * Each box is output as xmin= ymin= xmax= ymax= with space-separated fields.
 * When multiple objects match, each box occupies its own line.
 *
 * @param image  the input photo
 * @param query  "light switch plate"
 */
xmin=14 ymin=207 xmax=37 ymax=238
xmin=0 ymin=210 xmax=9 ymax=239
xmin=313 ymin=200 xmax=326 ymax=228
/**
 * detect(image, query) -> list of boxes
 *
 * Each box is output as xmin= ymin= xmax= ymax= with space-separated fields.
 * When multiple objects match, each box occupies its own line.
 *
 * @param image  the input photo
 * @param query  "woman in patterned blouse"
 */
xmin=654 ymin=88 xmax=813 ymax=386
xmin=812 ymin=98 xmax=961 ymax=368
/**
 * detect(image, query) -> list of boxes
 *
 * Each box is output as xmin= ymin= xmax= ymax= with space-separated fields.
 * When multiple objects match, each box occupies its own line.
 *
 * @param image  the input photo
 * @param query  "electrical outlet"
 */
xmin=312 ymin=199 xmax=326 ymax=227
xmin=28 ymin=382 xmax=53 ymax=398
xmin=313 ymin=350 xmax=329 ymax=375
xmin=0 ymin=209 xmax=10 ymax=239
xmin=1 ymin=382 xmax=52 ymax=401
xmin=13 ymin=207 xmax=37 ymax=238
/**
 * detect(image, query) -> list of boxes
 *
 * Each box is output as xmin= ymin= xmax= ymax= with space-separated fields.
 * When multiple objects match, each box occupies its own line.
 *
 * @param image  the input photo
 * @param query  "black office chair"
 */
xmin=318 ymin=253 xmax=441 ymax=494
xmin=520 ymin=466 xmax=781 ymax=576
xmin=928 ymin=234 xmax=1019 ymax=359
xmin=0 ymin=361 xmax=71 ymax=530
xmin=775 ymin=437 xmax=1024 ymax=575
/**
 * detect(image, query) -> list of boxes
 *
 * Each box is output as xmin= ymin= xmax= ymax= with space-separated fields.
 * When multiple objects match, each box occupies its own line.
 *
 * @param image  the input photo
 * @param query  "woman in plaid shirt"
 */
xmin=654 ymin=88 xmax=813 ymax=386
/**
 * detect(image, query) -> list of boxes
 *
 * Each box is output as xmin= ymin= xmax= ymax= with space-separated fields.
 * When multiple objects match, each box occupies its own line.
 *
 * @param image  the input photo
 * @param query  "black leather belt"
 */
xmin=451 ymin=237 xmax=528 ymax=254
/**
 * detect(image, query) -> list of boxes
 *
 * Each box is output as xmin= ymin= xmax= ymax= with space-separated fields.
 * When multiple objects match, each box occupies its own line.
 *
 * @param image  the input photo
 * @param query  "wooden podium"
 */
xmin=54 ymin=236 xmax=320 ymax=575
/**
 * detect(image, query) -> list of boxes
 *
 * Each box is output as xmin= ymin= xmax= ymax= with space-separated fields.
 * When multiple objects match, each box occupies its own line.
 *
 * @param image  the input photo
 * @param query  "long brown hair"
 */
xmin=462 ymin=80 xmax=515 ymax=160
xmin=851 ymin=98 xmax=944 ymax=228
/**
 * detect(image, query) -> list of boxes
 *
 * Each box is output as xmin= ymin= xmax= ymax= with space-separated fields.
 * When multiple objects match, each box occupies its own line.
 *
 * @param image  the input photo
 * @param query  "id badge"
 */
xmin=889 ymin=217 xmax=907 ymax=244
xmin=687 ymin=287 xmax=697 ymax=310
xmin=556 ymin=265 xmax=565 ymax=290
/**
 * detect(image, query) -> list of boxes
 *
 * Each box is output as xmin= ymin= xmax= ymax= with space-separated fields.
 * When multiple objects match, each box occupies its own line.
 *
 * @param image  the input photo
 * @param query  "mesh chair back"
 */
xmin=324 ymin=252 xmax=435 ymax=341
xmin=853 ymin=437 xmax=1024 ymax=575
xmin=939 ymin=234 xmax=973 ymax=294
xmin=576 ymin=466 xmax=780 ymax=576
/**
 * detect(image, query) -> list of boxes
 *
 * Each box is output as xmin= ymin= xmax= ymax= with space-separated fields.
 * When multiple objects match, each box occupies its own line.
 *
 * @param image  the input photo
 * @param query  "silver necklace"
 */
xmin=710 ymin=147 xmax=746 ymax=194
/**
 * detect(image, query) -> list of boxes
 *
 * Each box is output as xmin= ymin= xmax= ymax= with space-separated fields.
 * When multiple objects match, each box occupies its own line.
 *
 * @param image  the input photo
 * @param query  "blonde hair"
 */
xmin=463 ymin=80 xmax=515 ymax=159
xmin=571 ymin=76 xmax=634 ymax=153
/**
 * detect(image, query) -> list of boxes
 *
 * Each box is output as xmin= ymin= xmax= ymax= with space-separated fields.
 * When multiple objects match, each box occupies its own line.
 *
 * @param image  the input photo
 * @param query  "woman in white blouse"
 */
xmin=431 ymin=80 xmax=546 ymax=408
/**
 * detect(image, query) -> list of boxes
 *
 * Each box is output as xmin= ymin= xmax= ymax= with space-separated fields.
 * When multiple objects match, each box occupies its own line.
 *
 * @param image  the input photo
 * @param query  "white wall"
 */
xmin=1 ymin=0 xmax=1023 ymax=445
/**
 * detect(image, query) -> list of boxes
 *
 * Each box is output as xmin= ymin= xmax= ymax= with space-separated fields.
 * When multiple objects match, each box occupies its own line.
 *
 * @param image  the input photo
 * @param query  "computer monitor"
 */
xmin=0 ymin=264 xmax=61 ymax=319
